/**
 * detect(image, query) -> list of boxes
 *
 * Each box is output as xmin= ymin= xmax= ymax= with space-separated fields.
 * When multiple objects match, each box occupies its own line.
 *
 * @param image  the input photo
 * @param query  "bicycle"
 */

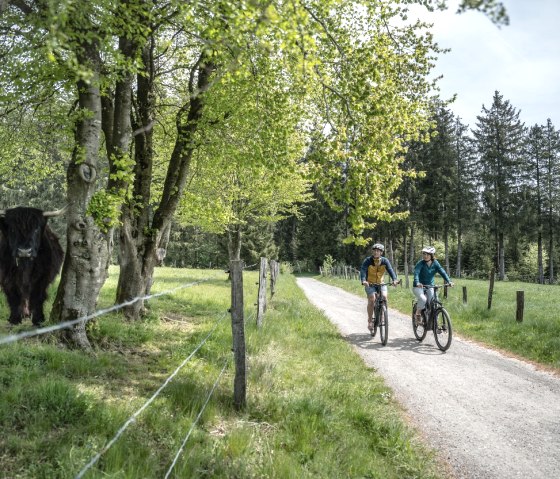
xmin=412 ymin=284 xmax=453 ymax=351
xmin=366 ymin=280 xmax=401 ymax=346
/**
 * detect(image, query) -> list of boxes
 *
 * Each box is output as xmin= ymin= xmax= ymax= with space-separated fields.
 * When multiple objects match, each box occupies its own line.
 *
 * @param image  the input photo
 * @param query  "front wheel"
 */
xmin=412 ymin=303 xmax=428 ymax=341
xmin=434 ymin=308 xmax=453 ymax=351
xmin=379 ymin=303 xmax=388 ymax=346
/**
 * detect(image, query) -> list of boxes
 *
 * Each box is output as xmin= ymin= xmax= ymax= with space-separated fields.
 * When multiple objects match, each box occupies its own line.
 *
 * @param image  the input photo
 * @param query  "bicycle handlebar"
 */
xmin=365 ymin=279 xmax=402 ymax=287
xmin=420 ymin=283 xmax=452 ymax=289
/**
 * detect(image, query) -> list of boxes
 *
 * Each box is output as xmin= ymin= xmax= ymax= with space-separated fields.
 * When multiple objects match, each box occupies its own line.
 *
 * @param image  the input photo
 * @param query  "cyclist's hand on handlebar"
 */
xmin=447 ymin=282 xmax=454 ymax=287
xmin=362 ymin=281 xmax=369 ymax=286
xmin=416 ymin=283 xmax=423 ymax=288
xmin=392 ymin=280 xmax=399 ymax=287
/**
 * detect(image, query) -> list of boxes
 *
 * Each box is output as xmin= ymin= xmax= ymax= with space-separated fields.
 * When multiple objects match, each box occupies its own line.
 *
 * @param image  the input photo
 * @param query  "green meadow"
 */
xmin=0 ymin=268 xmax=442 ymax=478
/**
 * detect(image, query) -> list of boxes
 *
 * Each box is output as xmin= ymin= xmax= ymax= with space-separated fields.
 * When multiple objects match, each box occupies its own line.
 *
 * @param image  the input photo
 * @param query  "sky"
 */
xmin=409 ymin=0 xmax=560 ymax=129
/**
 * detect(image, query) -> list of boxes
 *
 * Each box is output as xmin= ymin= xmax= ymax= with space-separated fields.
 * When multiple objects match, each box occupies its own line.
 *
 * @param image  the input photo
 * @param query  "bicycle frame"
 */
xmin=424 ymin=286 xmax=443 ymax=325
xmin=412 ymin=284 xmax=453 ymax=351
xmin=366 ymin=281 xmax=398 ymax=346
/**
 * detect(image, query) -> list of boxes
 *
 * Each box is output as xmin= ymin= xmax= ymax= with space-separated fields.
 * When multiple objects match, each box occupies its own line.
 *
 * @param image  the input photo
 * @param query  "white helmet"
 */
xmin=422 ymin=246 xmax=436 ymax=255
xmin=371 ymin=243 xmax=384 ymax=252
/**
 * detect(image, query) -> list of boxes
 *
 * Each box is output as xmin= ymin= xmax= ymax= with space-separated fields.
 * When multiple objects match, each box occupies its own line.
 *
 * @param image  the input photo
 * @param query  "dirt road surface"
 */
xmin=297 ymin=278 xmax=560 ymax=479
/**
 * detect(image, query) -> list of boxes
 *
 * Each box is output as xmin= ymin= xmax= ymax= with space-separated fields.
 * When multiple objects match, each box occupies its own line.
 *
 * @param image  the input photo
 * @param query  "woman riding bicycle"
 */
xmin=360 ymin=243 xmax=399 ymax=333
xmin=413 ymin=246 xmax=454 ymax=323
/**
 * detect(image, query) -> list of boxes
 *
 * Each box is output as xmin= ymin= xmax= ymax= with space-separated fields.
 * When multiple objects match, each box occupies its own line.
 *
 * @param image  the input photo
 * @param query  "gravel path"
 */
xmin=297 ymin=277 xmax=560 ymax=479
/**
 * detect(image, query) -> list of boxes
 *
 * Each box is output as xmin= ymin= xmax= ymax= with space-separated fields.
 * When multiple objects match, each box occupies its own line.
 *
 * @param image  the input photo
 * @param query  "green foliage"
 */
xmin=86 ymin=190 xmax=123 ymax=233
xmin=110 ymin=152 xmax=135 ymax=196
xmin=322 ymin=254 xmax=336 ymax=274
xmin=0 ymin=267 xmax=442 ymax=478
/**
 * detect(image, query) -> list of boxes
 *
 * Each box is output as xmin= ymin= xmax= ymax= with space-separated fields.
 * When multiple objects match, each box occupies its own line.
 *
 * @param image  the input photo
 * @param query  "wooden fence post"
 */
xmin=516 ymin=291 xmax=524 ymax=322
xmin=270 ymin=259 xmax=279 ymax=296
xmin=462 ymin=286 xmax=467 ymax=304
xmin=230 ymin=260 xmax=246 ymax=410
xmin=444 ymin=285 xmax=448 ymax=298
xmin=488 ymin=268 xmax=495 ymax=310
xmin=256 ymin=257 xmax=268 ymax=328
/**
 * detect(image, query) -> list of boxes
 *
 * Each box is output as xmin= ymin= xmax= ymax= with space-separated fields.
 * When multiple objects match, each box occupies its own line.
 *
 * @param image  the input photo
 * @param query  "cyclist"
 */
xmin=413 ymin=246 xmax=454 ymax=323
xmin=360 ymin=243 xmax=399 ymax=333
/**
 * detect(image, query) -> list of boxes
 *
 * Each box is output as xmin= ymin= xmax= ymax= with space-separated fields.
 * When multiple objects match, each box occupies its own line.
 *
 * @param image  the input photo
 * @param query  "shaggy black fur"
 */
xmin=0 ymin=207 xmax=64 ymax=325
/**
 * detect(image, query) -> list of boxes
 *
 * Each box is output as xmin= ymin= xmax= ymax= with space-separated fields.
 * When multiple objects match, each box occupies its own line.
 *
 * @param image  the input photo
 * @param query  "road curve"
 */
xmin=297 ymin=277 xmax=560 ymax=479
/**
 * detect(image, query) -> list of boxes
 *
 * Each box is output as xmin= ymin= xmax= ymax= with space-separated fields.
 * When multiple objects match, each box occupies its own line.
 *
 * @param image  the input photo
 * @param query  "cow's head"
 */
xmin=0 ymin=206 xmax=65 ymax=261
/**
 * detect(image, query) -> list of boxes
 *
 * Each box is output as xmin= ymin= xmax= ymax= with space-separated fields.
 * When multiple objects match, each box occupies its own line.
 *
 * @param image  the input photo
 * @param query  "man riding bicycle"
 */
xmin=413 ymin=246 xmax=454 ymax=323
xmin=360 ymin=243 xmax=399 ymax=333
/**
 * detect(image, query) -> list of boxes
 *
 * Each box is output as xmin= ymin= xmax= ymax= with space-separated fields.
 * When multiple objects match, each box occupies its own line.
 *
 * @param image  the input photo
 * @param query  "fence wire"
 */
xmin=75 ymin=311 xmax=228 ymax=479
xmin=0 ymin=280 xmax=207 ymax=346
xmin=163 ymin=357 xmax=230 ymax=479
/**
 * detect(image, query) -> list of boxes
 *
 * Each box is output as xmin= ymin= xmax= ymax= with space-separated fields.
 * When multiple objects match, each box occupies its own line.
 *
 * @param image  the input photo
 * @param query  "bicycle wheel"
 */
xmin=412 ymin=303 xmax=428 ymax=341
xmin=434 ymin=308 xmax=453 ymax=351
xmin=379 ymin=302 xmax=388 ymax=346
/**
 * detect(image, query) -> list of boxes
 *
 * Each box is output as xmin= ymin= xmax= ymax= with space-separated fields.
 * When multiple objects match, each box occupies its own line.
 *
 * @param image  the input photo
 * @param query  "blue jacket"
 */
xmin=360 ymin=256 xmax=397 ymax=284
xmin=413 ymin=259 xmax=451 ymax=287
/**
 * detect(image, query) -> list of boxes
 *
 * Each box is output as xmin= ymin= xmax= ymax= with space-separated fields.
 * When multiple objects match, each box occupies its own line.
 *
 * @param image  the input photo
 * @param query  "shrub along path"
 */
xmin=297 ymin=277 xmax=560 ymax=479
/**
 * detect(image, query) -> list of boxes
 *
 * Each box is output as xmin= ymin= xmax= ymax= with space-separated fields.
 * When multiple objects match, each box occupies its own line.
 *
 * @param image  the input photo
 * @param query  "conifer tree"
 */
xmin=525 ymin=124 xmax=548 ymax=283
xmin=473 ymin=91 xmax=526 ymax=280
xmin=541 ymin=119 xmax=560 ymax=282
xmin=453 ymin=117 xmax=478 ymax=277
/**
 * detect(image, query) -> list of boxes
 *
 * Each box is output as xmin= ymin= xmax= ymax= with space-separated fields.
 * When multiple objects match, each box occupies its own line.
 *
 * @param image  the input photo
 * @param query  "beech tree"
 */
xmin=0 ymin=0 xmax=506 ymax=341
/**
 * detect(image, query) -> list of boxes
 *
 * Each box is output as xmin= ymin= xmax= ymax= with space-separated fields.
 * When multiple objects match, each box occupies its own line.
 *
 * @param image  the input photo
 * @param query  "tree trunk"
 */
xmin=403 ymin=227 xmax=409 ymax=288
xmin=116 ymin=52 xmax=215 ymax=319
xmin=409 ymin=224 xmax=415 ymax=273
xmin=51 ymin=66 xmax=108 ymax=350
xmin=444 ymin=225 xmax=450 ymax=274
xmin=228 ymin=225 xmax=242 ymax=262
xmin=549 ymin=235 xmax=554 ymax=284
xmin=387 ymin=237 xmax=394 ymax=268
xmin=498 ymin=232 xmax=505 ymax=280
xmin=537 ymin=230 xmax=544 ymax=284
xmin=456 ymin=220 xmax=463 ymax=278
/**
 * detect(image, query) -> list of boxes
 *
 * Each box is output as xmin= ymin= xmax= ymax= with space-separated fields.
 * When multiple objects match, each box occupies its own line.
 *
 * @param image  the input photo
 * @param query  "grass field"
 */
xmin=318 ymin=274 xmax=560 ymax=371
xmin=0 ymin=268 xmax=443 ymax=478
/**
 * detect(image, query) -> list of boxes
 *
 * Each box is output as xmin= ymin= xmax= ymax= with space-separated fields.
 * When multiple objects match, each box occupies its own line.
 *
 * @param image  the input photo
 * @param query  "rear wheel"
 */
xmin=434 ymin=308 xmax=453 ymax=351
xmin=379 ymin=303 xmax=388 ymax=346
xmin=412 ymin=303 xmax=428 ymax=341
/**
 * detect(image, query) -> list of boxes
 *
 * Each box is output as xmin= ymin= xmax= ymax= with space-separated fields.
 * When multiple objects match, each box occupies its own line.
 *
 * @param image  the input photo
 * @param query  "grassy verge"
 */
xmin=0 ymin=268 xmax=442 ymax=478
xmin=318 ymin=274 xmax=560 ymax=371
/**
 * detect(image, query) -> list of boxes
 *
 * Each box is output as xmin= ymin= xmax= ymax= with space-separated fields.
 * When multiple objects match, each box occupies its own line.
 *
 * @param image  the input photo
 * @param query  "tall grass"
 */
xmin=0 ymin=268 xmax=442 ymax=478
xmin=319 ymin=275 xmax=560 ymax=370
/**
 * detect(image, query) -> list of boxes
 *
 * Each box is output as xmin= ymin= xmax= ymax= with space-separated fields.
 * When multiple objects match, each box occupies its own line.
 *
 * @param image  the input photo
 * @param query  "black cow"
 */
xmin=0 ymin=207 xmax=64 ymax=325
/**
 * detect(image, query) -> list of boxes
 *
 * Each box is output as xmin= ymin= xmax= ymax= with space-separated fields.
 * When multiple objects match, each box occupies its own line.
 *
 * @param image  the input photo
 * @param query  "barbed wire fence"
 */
xmin=0 ymin=280 xmax=208 ymax=346
xmin=75 ymin=310 xmax=230 ymax=478
xmin=0 ymin=259 xmax=279 ymax=477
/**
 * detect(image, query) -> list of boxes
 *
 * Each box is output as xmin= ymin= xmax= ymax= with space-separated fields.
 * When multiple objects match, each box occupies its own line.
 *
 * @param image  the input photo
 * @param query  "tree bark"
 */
xmin=456 ymin=221 xmax=463 ymax=278
xmin=498 ymin=232 xmax=505 ymax=280
xmin=537 ymin=230 xmax=544 ymax=284
xmin=409 ymin=223 xmax=415 ymax=273
xmin=116 ymin=52 xmax=216 ymax=319
xmin=51 ymin=51 xmax=108 ymax=350
xmin=444 ymin=225 xmax=450 ymax=274
xmin=403 ymin=228 xmax=409 ymax=288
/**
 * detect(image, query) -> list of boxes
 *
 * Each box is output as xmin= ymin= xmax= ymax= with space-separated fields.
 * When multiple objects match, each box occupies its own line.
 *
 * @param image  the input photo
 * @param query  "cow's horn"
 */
xmin=43 ymin=205 xmax=68 ymax=218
